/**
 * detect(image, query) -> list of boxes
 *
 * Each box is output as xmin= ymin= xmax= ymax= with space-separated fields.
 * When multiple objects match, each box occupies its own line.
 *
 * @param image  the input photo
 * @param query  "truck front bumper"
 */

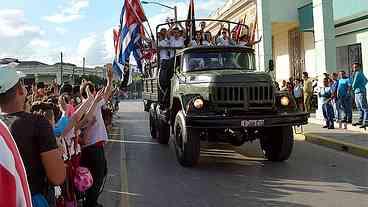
xmin=186 ymin=112 xmax=309 ymax=129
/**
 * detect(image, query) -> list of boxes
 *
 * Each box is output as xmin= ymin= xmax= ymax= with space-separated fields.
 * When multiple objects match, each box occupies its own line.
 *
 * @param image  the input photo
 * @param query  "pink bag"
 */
xmin=65 ymin=200 xmax=77 ymax=207
xmin=74 ymin=167 xmax=93 ymax=192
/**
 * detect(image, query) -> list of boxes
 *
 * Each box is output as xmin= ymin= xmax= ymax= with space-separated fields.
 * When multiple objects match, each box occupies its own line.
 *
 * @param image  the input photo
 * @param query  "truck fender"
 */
xmin=171 ymin=96 xmax=184 ymax=127
xmin=175 ymin=110 xmax=188 ymax=144
xmin=149 ymin=102 xmax=157 ymax=119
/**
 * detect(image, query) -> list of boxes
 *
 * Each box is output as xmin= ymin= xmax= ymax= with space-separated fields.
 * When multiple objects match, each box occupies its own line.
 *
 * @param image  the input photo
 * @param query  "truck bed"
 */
xmin=143 ymin=77 xmax=159 ymax=102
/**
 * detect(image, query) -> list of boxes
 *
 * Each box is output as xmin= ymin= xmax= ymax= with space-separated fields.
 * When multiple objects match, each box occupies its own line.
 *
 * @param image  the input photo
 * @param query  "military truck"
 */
xmin=143 ymin=19 xmax=308 ymax=167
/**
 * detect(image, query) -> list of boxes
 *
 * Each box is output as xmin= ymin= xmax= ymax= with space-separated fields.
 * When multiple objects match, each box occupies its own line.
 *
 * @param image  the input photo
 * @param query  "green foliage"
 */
xmin=75 ymin=75 xmax=105 ymax=85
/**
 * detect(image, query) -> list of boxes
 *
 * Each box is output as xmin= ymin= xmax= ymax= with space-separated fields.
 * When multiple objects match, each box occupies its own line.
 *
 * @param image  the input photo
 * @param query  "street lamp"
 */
xmin=141 ymin=1 xmax=177 ymax=21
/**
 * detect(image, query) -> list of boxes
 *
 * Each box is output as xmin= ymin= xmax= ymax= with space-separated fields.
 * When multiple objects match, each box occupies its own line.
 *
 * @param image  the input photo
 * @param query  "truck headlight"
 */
xmin=193 ymin=98 xmax=204 ymax=109
xmin=280 ymin=96 xmax=290 ymax=106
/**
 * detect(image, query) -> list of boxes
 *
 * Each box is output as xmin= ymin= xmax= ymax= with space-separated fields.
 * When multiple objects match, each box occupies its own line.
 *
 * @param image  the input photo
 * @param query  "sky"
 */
xmin=0 ymin=0 xmax=225 ymax=67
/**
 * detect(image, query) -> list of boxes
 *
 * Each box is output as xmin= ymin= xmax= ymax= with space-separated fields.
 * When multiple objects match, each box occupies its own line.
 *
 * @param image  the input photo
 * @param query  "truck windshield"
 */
xmin=183 ymin=52 xmax=256 ymax=72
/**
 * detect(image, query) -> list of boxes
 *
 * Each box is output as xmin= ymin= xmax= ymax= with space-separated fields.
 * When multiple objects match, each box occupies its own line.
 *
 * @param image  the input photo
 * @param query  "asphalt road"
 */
xmin=100 ymin=101 xmax=368 ymax=207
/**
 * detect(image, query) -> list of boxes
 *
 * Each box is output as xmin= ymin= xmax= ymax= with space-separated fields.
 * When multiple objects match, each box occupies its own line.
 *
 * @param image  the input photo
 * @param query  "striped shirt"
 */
xmin=0 ymin=119 xmax=32 ymax=207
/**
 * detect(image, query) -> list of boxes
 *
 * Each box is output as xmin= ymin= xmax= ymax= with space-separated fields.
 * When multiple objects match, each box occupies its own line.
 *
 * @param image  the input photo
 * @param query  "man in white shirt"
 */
xmin=158 ymin=28 xmax=170 ymax=63
xmin=169 ymin=27 xmax=185 ymax=57
xmin=216 ymin=28 xmax=230 ymax=46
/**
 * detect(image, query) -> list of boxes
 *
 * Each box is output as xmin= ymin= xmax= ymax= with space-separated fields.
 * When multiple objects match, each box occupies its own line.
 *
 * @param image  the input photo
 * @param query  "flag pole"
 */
xmin=145 ymin=21 xmax=155 ymax=42
xmin=125 ymin=0 xmax=155 ymax=41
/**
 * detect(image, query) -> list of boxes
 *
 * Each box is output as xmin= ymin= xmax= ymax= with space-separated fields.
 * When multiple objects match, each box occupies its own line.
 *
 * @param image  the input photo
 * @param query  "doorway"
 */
xmin=336 ymin=43 xmax=362 ymax=75
xmin=288 ymin=28 xmax=305 ymax=80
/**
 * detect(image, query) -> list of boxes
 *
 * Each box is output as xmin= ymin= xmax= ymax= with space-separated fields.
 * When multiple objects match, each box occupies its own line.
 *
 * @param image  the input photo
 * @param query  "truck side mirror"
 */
xmin=268 ymin=60 xmax=274 ymax=72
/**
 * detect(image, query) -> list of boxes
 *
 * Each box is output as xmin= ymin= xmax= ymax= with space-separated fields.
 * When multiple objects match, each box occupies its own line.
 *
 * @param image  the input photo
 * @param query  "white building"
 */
xmin=15 ymin=61 xmax=106 ymax=85
xmin=208 ymin=0 xmax=368 ymax=82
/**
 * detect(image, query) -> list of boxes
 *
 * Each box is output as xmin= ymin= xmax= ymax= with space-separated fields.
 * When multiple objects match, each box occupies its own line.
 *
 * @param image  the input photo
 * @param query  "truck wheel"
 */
xmin=260 ymin=126 xmax=293 ymax=162
xmin=174 ymin=111 xmax=200 ymax=167
xmin=149 ymin=107 xmax=157 ymax=139
xmin=156 ymin=119 xmax=170 ymax=144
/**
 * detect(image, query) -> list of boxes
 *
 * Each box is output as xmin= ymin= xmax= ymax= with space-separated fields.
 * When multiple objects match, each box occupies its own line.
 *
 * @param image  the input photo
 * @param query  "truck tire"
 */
xmin=174 ymin=111 xmax=200 ymax=167
xmin=156 ymin=119 xmax=170 ymax=144
xmin=149 ymin=106 xmax=157 ymax=139
xmin=260 ymin=126 xmax=293 ymax=162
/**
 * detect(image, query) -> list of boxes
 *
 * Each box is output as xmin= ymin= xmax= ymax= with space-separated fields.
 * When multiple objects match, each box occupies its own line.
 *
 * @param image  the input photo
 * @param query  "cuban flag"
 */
xmin=113 ymin=27 xmax=124 ymax=80
xmin=0 ymin=120 xmax=32 ymax=207
xmin=113 ymin=0 xmax=147 ymax=80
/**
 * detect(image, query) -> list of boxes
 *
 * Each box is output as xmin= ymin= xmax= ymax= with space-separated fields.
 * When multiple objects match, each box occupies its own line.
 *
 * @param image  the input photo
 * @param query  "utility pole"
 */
xmin=174 ymin=6 xmax=177 ymax=21
xmin=82 ymin=57 xmax=85 ymax=76
xmin=60 ymin=52 xmax=63 ymax=84
xmin=72 ymin=66 xmax=75 ymax=85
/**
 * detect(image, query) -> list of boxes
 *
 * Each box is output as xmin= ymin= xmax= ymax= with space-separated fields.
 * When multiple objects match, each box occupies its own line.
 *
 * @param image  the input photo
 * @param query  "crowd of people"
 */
xmin=0 ymin=62 xmax=115 ymax=207
xmin=279 ymin=63 xmax=367 ymax=130
xmin=157 ymin=21 xmax=261 ymax=62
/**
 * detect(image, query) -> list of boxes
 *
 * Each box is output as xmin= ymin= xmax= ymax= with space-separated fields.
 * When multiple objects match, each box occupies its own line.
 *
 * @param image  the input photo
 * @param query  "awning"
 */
xmin=298 ymin=3 xmax=314 ymax=32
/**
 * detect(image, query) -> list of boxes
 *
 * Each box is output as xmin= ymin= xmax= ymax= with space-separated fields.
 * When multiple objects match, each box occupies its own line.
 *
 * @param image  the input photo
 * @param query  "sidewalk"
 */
xmin=301 ymin=115 xmax=368 ymax=158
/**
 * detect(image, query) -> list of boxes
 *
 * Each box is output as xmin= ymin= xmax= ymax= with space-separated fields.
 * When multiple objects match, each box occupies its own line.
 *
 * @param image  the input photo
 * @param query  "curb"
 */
xmin=304 ymin=132 xmax=368 ymax=158
xmin=308 ymin=117 xmax=368 ymax=134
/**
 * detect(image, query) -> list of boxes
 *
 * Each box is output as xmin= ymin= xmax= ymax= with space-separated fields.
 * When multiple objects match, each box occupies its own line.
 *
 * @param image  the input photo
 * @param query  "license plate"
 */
xmin=241 ymin=120 xmax=264 ymax=127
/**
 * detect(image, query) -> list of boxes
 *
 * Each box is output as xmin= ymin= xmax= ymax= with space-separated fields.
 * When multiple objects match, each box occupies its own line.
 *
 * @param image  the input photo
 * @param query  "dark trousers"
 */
xmin=80 ymin=144 xmax=107 ymax=207
xmin=355 ymin=92 xmax=368 ymax=125
xmin=338 ymin=96 xmax=349 ymax=123
xmin=322 ymin=102 xmax=334 ymax=127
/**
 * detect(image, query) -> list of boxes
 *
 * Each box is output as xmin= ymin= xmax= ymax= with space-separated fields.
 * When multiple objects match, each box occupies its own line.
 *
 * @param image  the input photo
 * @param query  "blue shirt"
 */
xmin=331 ymin=80 xmax=339 ymax=94
xmin=352 ymin=70 xmax=367 ymax=94
xmin=319 ymin=87 xmax=332 ymax=104
xmin=293 ymin=85 xmax=303 ymax=98
xmin=53 ymin=115 xmax=69 ymax=137
xmin=337 ymin=78 xmax=351 ymax=98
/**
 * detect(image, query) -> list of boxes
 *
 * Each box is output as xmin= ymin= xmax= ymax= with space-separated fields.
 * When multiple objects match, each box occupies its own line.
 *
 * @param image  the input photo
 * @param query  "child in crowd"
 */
xmin=293 ymin=79 xmax=304 ymax=111
xmin=319 ymin=78 xmax=334 ymax=129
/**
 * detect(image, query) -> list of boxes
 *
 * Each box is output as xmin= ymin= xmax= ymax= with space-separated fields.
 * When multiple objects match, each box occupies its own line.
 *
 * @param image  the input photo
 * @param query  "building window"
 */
xmin=336 ymin=43 xmax=362 ymax=74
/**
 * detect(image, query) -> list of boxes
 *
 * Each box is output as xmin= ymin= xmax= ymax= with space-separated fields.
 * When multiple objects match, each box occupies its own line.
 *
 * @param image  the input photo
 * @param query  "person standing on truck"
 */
xmin=158 ymin=28 xmax=170 ymax=64
xmin=202 ymin=31 xmax=213 ymax=46
xmin=238 ymin=34 xmax=250 ymax=46
xmin=230 ymin=30 xmax=238 ymax=45
xmin=216 ymin=28 xmax=230 ymax=46
xmin=190 ymin=31 xmax=203 ymax=47
xmin=169 ymin=27 xmax=185 ymax=57
xmin=199 ymin=21 xmax=206 ymax=38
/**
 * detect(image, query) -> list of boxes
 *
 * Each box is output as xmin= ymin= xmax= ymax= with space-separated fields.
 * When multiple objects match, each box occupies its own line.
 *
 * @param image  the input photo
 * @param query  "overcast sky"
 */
xmin=0 ymin=0 xmax=224 ymax=67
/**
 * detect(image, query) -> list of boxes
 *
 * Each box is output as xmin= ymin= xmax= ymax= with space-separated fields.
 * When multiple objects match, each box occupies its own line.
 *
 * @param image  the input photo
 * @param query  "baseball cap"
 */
xmin=0 ymin=65 xmax=26 ymax=94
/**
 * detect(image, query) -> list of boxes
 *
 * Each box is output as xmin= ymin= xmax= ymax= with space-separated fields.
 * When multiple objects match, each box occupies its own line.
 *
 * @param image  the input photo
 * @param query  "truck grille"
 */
xmin=210 ymin=85 xmax=274 ymax=110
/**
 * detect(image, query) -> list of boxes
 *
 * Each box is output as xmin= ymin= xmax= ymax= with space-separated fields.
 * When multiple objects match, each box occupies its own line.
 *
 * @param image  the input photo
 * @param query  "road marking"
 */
xmin=109 ymin=133 xmax=121 ymax=136
xmin=104 ymin=189 xmax=142 ymax=197
xmin=109 ymin=139 xmax=158 ymax=145
xmin=128 ymin=134 xmax=152 ymax=138
xmin=200 ymin=149 xmax=266 ymax=162
xmin=120 ymin=127 xmax=130 ymax=207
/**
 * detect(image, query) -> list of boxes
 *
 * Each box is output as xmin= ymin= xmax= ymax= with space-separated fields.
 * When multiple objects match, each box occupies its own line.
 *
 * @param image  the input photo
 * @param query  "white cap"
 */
xmin=0 ymin=65 xmax=26 ymax=94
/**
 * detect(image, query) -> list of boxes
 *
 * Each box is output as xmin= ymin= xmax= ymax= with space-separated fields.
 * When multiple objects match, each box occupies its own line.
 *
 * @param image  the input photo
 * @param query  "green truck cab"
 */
xmin=143 ymin=20 xmax=308 ymax=167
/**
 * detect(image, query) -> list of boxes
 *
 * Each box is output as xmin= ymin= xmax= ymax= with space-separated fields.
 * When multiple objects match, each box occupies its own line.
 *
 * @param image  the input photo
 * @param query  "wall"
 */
xmin=336 ymin=29 xmax=368 ymax=77
xmin=272 ymin=24 xmax=291 ymax=81
xmin=303 ymin=32 xmax=317 ymax=77
xmin=269 ymin=0 xmax=312 ymax=22
xmin=333 ymin=0 xmax=368 ymax=21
